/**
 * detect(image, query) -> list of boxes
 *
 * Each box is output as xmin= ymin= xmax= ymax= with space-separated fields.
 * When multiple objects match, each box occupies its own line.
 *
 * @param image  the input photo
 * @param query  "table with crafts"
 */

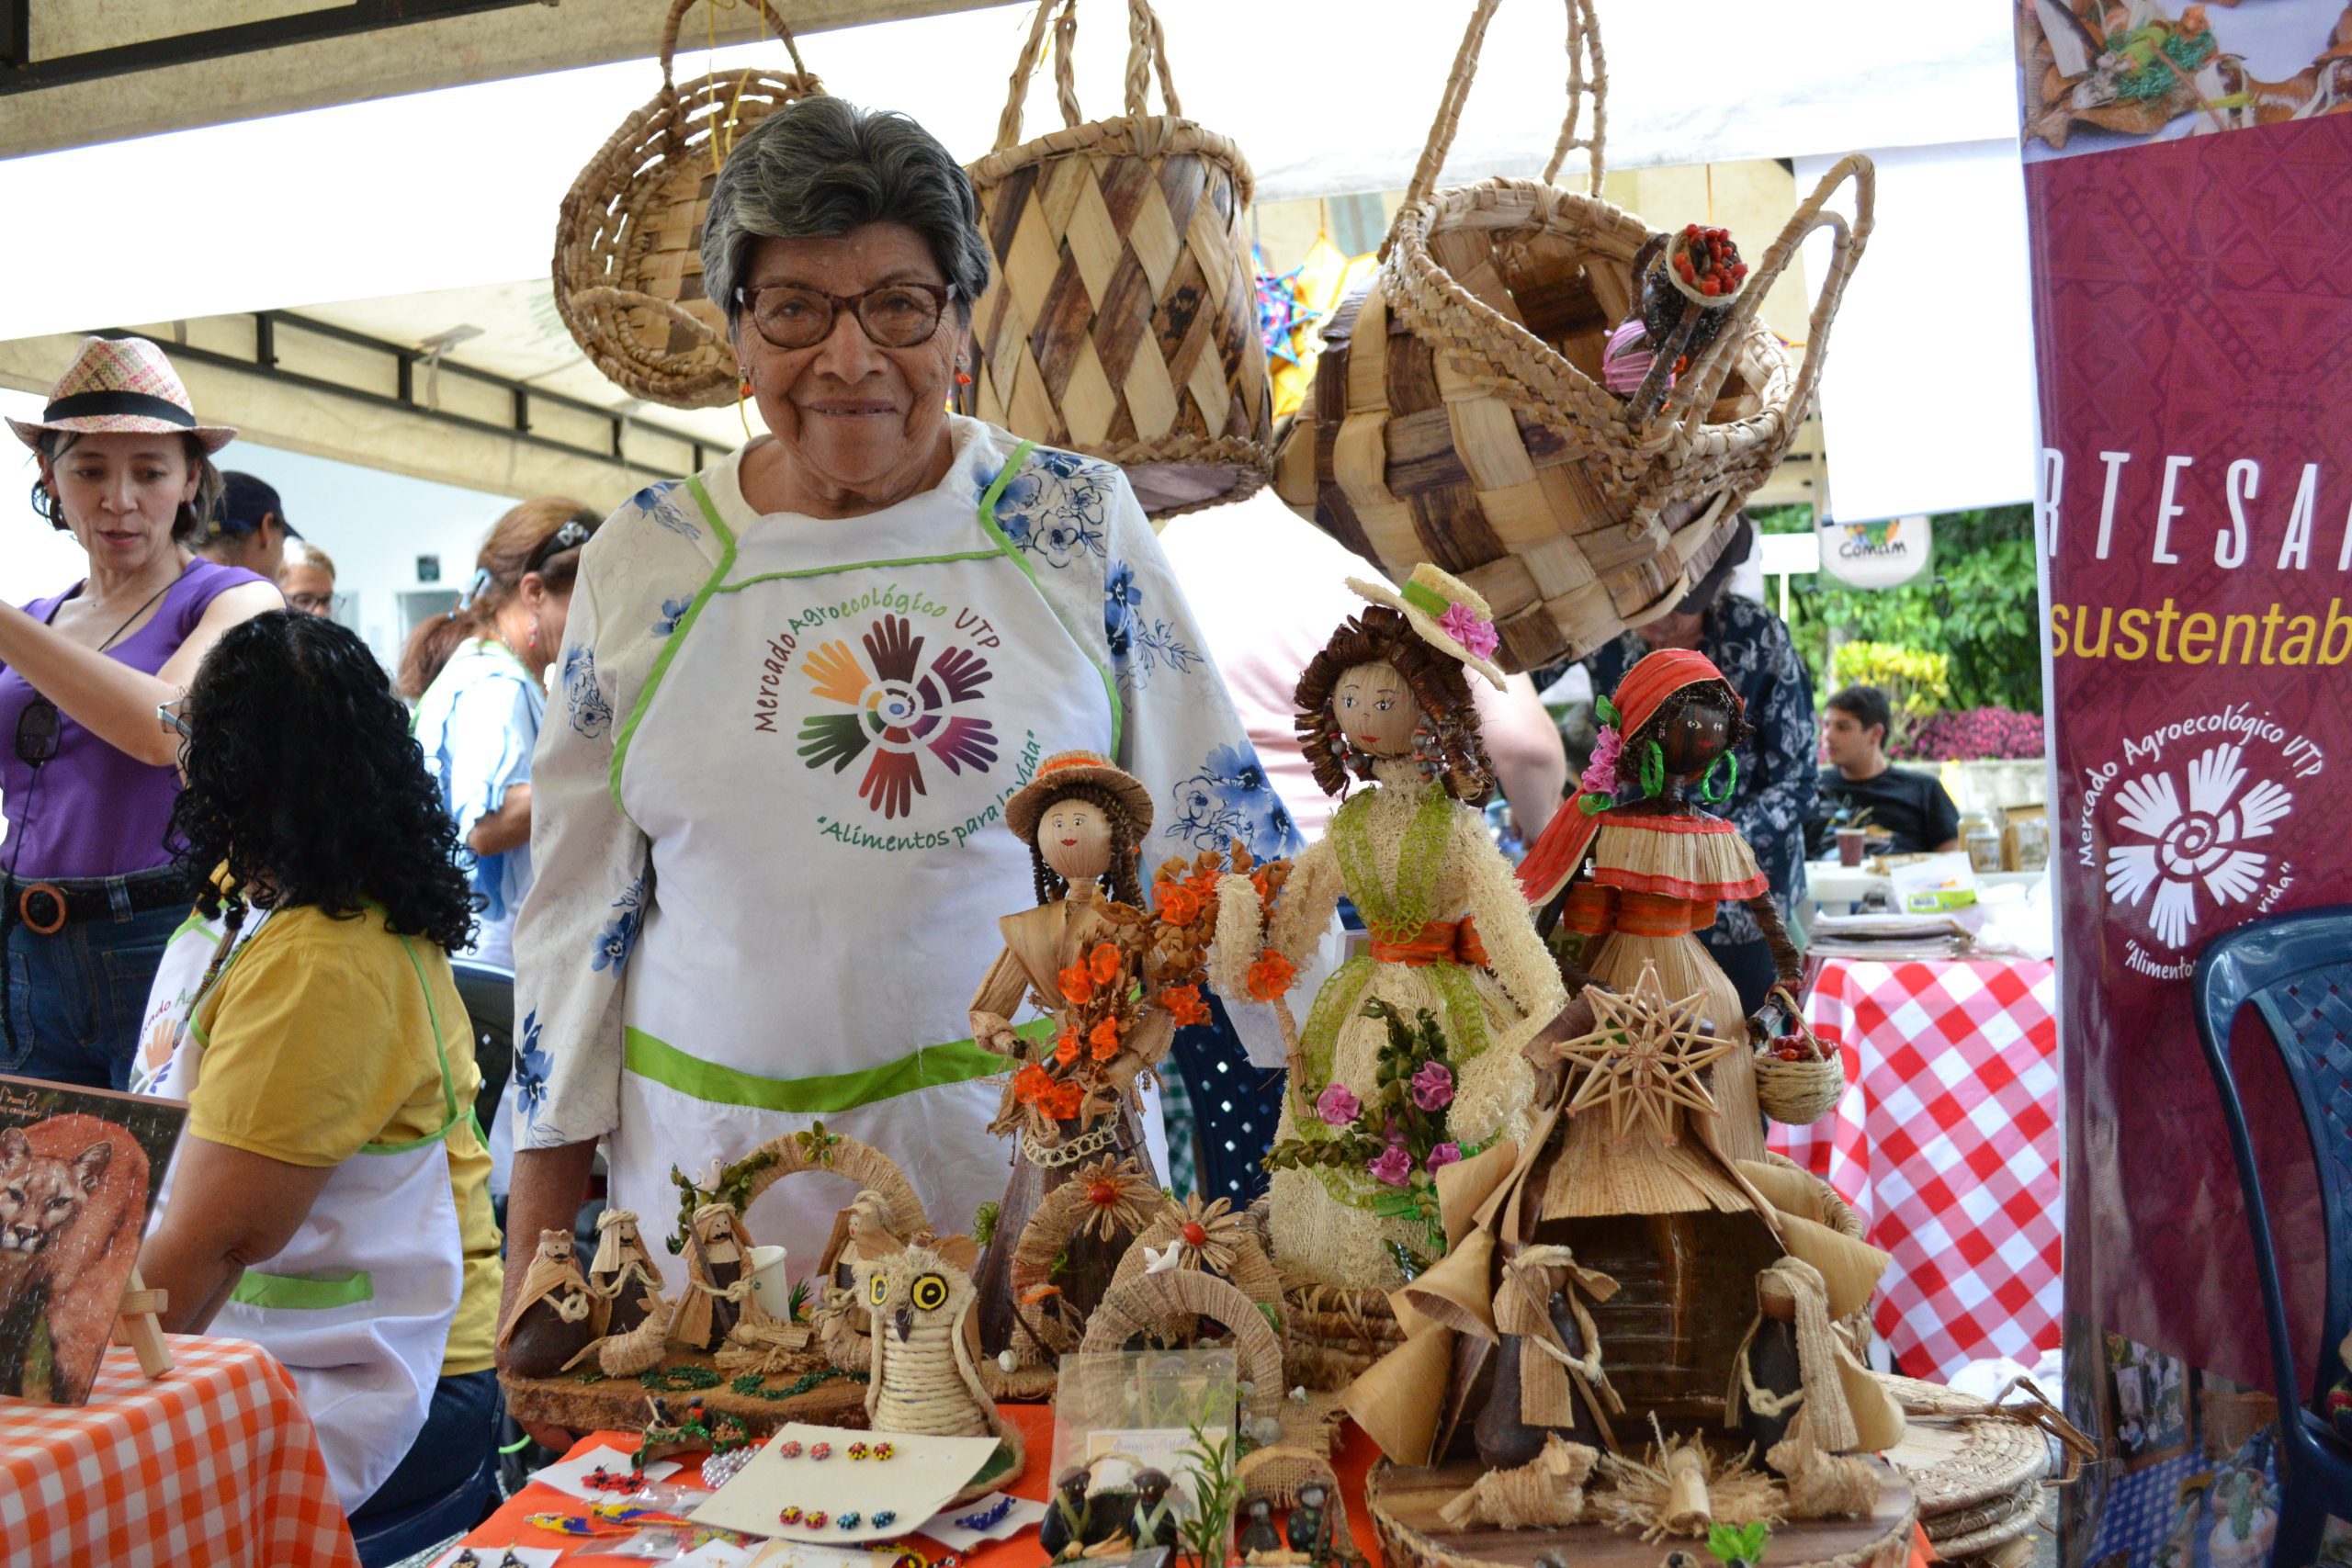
xmin=1768 ymin=955 xmax=2064 ymax=1384
xmin=0 ymin=1335 xmax=361 ymax=1568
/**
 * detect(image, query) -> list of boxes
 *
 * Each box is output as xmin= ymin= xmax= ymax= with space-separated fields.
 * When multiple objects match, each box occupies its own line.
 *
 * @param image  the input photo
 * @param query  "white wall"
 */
xmin=5 ymin=383 xmax=521 ymax=671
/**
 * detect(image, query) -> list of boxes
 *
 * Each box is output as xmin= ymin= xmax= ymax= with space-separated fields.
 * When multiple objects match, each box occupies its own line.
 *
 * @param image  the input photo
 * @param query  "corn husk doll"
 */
xmin=1212 ymin=566 xmax=1566 ymax=1290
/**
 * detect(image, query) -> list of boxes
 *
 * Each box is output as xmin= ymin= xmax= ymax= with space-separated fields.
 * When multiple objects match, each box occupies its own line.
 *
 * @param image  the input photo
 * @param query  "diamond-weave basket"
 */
xmin=553 ymin=0 xmax=821 ymax=409
xmin=957 ymin=0 xmax=1271 ymax=519
xmin=1272 ymin=0 xmax=1873 ymax=672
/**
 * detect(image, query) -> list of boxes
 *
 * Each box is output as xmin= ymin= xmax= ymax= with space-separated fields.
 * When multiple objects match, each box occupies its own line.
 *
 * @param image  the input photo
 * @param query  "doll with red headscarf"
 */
xmin=1515 ymin=649 xmax=1804 ymax=1160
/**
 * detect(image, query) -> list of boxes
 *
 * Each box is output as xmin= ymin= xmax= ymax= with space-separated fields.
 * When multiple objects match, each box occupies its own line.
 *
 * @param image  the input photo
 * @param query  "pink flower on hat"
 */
xmin=1437 ymin=603 xmax=1499 ymax=662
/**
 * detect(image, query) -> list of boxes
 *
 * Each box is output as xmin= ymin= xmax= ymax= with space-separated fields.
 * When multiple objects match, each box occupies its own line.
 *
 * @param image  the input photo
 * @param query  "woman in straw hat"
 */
xmin=0 ymin=335 xmax=281 ymax=1089
xmin=501 ymin=97 xmax=1289 ymax=1441
xmin=1216 ymin=564 xmax=1566 ymax=1292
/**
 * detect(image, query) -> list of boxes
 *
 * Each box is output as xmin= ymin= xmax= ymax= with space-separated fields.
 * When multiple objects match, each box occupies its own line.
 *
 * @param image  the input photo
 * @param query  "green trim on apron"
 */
xmin=609 ymin=475 xmax=741 ymax=820
xmin=361 ymin=932 xmax=463 ymax=1155
xmin=968 ymin=442 xmax=1125 ymax=758
xmin=231 ymin=1269 xmax=375 ymax=1310
xmin=623 ymin=1015 xmax=1051 ymax=1114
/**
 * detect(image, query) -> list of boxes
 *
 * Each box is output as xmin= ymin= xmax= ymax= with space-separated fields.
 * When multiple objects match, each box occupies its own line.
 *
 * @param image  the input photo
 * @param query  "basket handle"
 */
xmin=659 ymin=0 xmax=810 ymax=93
xmin=991 ymin=0 xmax=1183 ymax=154
xmin=1398 ymin=0 xmax=1609 ymax=223
xmin=1656 ymin=153 xmax=1875 ymax=433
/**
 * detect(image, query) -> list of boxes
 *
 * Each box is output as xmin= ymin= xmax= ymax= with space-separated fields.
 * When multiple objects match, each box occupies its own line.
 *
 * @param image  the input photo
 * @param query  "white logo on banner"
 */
xmin=2102 ymin=743 xmax=2292 ymax=949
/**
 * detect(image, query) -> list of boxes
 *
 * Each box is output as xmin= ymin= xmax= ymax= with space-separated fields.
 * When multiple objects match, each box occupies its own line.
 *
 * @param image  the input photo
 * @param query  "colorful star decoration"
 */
xmin=1551 ymin=962 xmax=1737 ymax=1144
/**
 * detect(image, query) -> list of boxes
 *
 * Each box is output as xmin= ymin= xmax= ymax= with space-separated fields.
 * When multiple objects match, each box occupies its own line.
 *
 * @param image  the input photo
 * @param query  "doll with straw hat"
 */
xmin=1207 ymin=566 xmax=1566 ymax=1292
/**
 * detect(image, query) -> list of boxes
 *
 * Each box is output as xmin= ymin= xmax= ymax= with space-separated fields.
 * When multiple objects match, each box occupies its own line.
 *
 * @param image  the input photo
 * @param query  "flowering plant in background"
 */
xmin=1263 ymin=998 xmax=1476 ymax=1266
xmin=1900 ymin=706 xmax=2047 ymax=761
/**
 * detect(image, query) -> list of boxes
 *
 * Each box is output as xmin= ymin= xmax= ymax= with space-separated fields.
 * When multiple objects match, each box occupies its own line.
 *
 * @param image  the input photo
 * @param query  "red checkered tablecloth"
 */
xmin=1768 ymin=956 xmax=2063 ymax=1384
xmin=0 ymin=1334 xmax=358 ymax=1568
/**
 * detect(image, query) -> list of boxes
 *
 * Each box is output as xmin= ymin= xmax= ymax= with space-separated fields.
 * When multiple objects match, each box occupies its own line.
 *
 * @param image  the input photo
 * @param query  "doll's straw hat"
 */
xmin=1346 ymin=562 xmax=1507 ymax=691
xmin=1006 ymin=750 xmax=1155 ymax=844
xmin=8 ymin=336 xmax=236 ymax=453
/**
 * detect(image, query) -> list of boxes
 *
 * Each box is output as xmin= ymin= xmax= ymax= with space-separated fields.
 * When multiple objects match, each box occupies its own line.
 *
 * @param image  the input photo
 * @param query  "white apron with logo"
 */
xmin=135 ymin=908 xmax=468 ymax=1514
xmin=604 ymin=440 xmax=1134 ymax=1269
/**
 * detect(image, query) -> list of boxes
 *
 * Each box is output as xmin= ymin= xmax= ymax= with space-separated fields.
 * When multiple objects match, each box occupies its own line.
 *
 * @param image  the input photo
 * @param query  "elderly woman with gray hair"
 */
xmin=500 ymin=96 xmax=1291 ymax=1412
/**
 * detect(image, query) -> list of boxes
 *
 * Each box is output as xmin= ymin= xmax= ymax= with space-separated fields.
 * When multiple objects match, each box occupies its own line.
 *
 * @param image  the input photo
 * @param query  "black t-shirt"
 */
xmin=1812 ymin=765 xmax=1962 ymax=856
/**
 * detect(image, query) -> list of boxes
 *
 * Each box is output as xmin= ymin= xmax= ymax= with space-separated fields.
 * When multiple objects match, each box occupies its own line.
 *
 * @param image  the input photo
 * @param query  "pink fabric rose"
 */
xmin=1426 ymin=1142 xmax=1462 ymax=1174
xmin=1580 ymin=723 xmax=1623 ymax=795
xmin=1436 ymin=602 xmax=1500 ymax=662
xmin=1314 ymin=1083 xmax=1361 ymax=1128
xmin=1409 ymin=1060 xmax=1455 ymax=1112
xmin=1602 ymin=320 xmax=1657 ymax=395
xmin=1367 ymin=1145 xmax=1413 ymax=1187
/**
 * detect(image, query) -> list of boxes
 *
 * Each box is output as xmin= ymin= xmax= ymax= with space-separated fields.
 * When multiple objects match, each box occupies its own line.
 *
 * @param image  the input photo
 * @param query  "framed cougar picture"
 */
xmin=0 ymin=1074 xmax=187 ymax=1405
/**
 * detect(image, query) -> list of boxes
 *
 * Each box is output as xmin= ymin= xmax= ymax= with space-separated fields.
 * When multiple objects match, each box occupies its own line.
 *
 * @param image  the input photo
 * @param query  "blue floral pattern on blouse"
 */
xmin=514 ymin=1008 xmax=551 ymax=1124
xmin=1103 ymin=558 xmax=1202 ymax=685
xmin=1165 ymin=742 xmax=1298 ymax=863
xmin=654 ymin=594 xmax=692 ymax=637
xmin=590 ymin=874 xmax=647 ymax=974
xmin=563 ymin=644 xmax=612 ymax=738
xmin=632 ymin=480 xmax=699 ymax=540
xmin=992 ymin=448 xmax=1110 ymax=567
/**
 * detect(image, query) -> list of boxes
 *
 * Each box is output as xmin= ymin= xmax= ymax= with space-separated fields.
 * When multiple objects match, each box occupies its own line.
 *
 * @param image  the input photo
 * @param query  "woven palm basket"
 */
xmin=553 ymin=0 xmax=821 ymax=408
xmin=957 ymin=0 xmax=1271 ymax=519
xmin=1272 ymin=0 xmax=1872 ymax=673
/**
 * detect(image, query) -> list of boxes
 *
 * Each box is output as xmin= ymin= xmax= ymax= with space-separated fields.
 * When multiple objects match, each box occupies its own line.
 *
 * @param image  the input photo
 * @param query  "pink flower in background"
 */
xmin=1367 ymin=1145 xmax=1413 ymax=1187
xmin=1409 ymin=1060 xmax=1455 ymax=1111
xmin=1437 ymin=602 xmax=1499 ymax=661
xmin=1425 ymin=1142 xmax=1462 ymax=1174
xmin=1581 ymin=725 xmax=1623 ymax=795
xmin=1314 ymin=1084 xmax=1361 ymax=1128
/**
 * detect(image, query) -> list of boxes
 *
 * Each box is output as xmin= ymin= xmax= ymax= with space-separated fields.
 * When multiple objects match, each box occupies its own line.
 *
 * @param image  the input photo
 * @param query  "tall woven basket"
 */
xmin=957 ymin=0 xmax=1271 ymax=519
xmin=1272 ymin=0 xmax=1873 ymax=672
xmin=553 ymin=0 xmax=822 ymax=409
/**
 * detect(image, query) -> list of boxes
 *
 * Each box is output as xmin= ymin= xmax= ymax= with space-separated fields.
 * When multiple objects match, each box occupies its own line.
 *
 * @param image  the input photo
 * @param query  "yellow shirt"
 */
xmin=190 ymin=904 xmax=503 ymax=1376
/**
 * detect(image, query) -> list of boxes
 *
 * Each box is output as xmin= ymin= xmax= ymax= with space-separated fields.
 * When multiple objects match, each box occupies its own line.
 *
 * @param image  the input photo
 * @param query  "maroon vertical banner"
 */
xmin=2018 ymin=5 xmax=2352 ymax=1564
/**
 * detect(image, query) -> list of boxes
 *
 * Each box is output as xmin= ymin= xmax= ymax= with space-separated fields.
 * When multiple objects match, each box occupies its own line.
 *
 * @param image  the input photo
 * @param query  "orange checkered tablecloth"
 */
xmin=0 ymin=1334 xmax=359 ymax=1568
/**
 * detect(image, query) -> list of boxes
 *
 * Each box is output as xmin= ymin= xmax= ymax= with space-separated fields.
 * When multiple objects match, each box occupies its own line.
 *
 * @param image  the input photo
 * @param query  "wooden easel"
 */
xmin=109 ymin=1267 xmax=173 ymax=1377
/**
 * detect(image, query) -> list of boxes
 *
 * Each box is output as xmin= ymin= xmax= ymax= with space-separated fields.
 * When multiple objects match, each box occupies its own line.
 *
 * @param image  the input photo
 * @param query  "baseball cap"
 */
xmin=211 ymin=470 xmax=300 ymax=539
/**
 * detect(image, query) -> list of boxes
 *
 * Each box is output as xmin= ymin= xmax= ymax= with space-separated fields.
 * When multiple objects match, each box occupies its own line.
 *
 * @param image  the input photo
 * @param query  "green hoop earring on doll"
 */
xmin=1701 ymin=751 xmax=1739 ymax=804
xmin=1639 ymin=739 xmax=1666 ymax=798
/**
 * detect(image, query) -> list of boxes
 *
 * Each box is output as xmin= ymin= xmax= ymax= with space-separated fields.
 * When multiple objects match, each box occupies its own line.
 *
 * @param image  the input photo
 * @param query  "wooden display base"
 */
xmin=1366 ymin=1457 xmax=1917 ymax=1568
xmin=500 ymin=1350 xmax=870 ymax=1439
xmin=109 ymin=1267 xmax=172 ymax=1378
xmin=979 ymin=1359 xmax=1060 ymax=1404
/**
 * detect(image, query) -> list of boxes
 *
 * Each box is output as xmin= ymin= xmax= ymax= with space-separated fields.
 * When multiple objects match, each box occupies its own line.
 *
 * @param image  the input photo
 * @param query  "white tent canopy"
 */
xmin=0 ymin=0 xmax=2032 ymax=523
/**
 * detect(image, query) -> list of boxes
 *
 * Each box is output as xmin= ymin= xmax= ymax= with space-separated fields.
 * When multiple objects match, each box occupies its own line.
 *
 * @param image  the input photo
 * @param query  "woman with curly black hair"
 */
xmin=131 ymin=613 xmax=503 ymax=1561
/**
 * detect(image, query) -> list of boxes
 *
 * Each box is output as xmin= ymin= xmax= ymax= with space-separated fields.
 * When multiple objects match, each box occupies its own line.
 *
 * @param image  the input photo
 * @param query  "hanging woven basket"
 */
xmin=1272 ymin=0 xmax=1873 ymax=672
xmin=553 ymin=0 xmax=822 ymax=409
xmin=957 ymin=0 xmax=1272 ymax=519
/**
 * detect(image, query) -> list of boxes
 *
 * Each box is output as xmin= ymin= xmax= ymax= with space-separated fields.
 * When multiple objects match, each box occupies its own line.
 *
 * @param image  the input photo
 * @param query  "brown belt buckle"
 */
xmin=18 ymin=882 xmax=68 ymax=936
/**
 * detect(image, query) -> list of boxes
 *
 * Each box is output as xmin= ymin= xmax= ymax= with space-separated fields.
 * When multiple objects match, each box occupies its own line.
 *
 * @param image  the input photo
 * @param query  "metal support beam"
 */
xmin=1 ymin=0 xmax=547 ymax=94
xmin=94 ymin=310 xmax=713 ymax=483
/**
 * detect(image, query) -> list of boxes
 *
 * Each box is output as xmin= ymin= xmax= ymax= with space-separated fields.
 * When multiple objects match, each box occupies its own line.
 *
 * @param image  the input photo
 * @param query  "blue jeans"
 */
xmin=345 ymin=1369 xmax=502 ymax=1565
xmin=1 ymin=886 xmax=182 ymax=1091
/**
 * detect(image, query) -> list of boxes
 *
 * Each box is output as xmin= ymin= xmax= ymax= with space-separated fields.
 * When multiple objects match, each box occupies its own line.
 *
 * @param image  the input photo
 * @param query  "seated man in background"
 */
xmin=1815 ymin=682 xmax=1962 ymax=855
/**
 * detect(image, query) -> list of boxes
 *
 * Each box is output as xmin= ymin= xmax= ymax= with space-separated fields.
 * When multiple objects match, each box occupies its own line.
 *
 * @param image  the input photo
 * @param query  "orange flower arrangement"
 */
xmin=1012 ymin=1062 xmax=1053 ymax=1105
xmin=1042 ymin=1079 xmax=1085 ymax=1121
xmin=1150 ymin=840 xmax=1293 ymax=1029
xmin=1156 ymin=880 xmax=1204 ymax=927
xmin=1087 ymin=942 xmax=1122 ymax=986
xmin=1247 ymin=949 xmax=1298 ymax=1002
xmin=1161 ymin=984 xmax=1209 ymax=1028
xmin=1054 ymin=1027 xmax=1080 ymax=1065
xmin=1058 ymin=964 xmax=1093 ymax=1007
xmin=1089 ymin=1017 xmax=1122 ymax=1060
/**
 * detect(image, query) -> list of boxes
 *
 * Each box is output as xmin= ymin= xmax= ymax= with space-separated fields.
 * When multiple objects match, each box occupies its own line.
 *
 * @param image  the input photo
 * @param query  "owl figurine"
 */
xmin=853 ymin=1236 xmax=1006 ymax=1447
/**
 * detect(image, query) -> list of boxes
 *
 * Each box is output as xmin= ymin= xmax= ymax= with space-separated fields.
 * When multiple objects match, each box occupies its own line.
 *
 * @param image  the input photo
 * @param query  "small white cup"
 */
xmin=744 ymin=1244 xmax=791 ymax=1317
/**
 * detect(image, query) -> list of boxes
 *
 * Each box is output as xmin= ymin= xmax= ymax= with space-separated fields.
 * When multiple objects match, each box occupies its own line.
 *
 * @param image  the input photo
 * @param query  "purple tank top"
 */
xmin=0 ymin=558 xmax=272 ymax=880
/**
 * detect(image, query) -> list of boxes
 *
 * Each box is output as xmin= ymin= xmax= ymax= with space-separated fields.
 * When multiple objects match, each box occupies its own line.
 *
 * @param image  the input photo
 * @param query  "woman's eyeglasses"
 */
xmin=287 ymin=592 xmax=336 ymax=615
xmin=13 ymin=697 xmax=59 ymax=767
xmin=736 ymin=282 xmax=956 ymax=352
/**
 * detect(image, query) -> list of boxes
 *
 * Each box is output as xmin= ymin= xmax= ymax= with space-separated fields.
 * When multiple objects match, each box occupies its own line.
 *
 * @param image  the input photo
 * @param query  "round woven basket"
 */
xmin=1080 ymin=1268 xmax=1287 ymax=1427
xmin=1003 ymin=1171 xmax=1176 ymax=1364
xmin=957 ymin=0 xmax=1271 ymax=519
xmin=1272 ymin=0 xmax=1872 ymax=673
xmin=1281 ymin=1280 xmax=1405 ymax=1392
xmin=1889 ymin=1416 xmax=2052 ymax=1516
xmin=553 ymin=0 xmax=822 ymax=408
xmin=1757 ymin=1051 xmax=1847 ymax=1124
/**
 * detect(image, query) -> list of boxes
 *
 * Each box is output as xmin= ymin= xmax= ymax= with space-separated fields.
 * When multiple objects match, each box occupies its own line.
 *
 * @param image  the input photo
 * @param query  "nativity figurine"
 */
xmin=497 ymin=1228 xmax=597 ymax=1378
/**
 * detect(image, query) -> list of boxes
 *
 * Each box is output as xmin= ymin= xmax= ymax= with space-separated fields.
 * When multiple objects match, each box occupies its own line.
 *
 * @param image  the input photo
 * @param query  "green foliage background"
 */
xmin=1754 ymin=503 xmax=2043 ymax=713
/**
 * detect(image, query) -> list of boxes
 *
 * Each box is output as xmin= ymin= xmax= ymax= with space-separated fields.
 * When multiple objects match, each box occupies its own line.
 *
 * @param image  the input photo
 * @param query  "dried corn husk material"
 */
xmin=1283 ymin=1280 xmax=1405 ymax=1391
xmin=957 ymin=0 xmax=1271 ymax=518
xmin=1274 ymin=0 xmax=1873 ymax=673
xmin=1490 ymin=1244 xmax=1623 ymax=1439
xmin=1081 ymin=1268 xmax=1287 ymax=1427
xmin=1770 ymin=1436 xmax=1883 ymax=1521
xmin=1438 ymin=1433 xmax=1599 ymax=1530
xmin=580 ymin=1292 xmax=678 ymax=1377
xmin=553 ymin=0 xmax=822 ymax=407
xmin=1597 ymin=1424 xmax=1782 ymax=1541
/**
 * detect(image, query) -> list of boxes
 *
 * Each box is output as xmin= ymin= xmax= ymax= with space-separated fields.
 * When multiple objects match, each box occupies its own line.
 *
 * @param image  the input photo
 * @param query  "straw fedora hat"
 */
xmin=1346 ymin=562 xmax=1507 ymax=690
xmin=7 ymin=336 xmax=236 ymax=454
xmin=1006 ymin=750 xmax=1154 ymax=845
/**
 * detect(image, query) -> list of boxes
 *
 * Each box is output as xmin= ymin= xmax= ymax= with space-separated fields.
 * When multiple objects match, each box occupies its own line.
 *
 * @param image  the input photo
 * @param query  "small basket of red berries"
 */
xmin=1665 ymin=222 xmax=1748 ymax=304
xmin=1750 ymin=983 xmax=1844 ymax=1124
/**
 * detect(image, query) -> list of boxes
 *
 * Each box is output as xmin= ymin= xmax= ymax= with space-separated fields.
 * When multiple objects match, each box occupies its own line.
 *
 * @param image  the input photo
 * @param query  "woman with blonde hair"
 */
xmin=401 ymin=497 xmax=597 ymax=970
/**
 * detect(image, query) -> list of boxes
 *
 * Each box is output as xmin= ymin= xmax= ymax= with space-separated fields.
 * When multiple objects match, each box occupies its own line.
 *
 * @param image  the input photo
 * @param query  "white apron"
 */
xmin=606 ymin=445 xmax=1132 ymax=1271
xmin=135 ymin=908 xmax=469 ymax=1514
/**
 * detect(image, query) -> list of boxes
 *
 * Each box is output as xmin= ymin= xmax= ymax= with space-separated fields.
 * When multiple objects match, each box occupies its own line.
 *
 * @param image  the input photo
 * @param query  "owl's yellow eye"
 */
xmin=867 ymin=1272 xmax=889 ymax=1307
xmin=910 ymin=1272 xmax=949 ymax=1313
